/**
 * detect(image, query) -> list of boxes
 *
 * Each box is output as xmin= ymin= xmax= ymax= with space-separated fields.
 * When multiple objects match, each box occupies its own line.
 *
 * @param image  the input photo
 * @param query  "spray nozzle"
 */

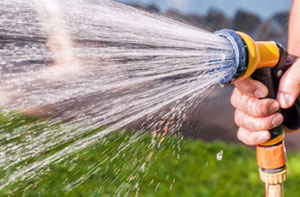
xmin=213 ymin=29 xmax=281 ymax=84
xmin=213 ymin=29 xmax=248 ymax=83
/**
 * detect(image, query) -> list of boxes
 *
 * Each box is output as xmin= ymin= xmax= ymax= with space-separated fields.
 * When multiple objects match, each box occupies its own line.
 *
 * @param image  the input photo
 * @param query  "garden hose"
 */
xmin=214 ymin=29 xmax=300 ymax=197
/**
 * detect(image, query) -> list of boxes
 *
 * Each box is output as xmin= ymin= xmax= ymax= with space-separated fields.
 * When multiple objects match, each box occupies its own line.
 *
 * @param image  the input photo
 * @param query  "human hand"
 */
xmin=231 ymin=59 xmax=300 ymax=145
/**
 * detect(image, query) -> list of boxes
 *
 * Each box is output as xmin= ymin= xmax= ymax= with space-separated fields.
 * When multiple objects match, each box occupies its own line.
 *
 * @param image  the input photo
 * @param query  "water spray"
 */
xmin=1 ymin=0 xmax=300 ymax=194
xmin=215 ymin=29 xmax=300 ymax=197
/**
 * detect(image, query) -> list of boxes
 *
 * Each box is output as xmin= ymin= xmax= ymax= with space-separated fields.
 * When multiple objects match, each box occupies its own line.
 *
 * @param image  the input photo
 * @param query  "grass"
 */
xmin=1 ymin=113 xmax=300 ymax=196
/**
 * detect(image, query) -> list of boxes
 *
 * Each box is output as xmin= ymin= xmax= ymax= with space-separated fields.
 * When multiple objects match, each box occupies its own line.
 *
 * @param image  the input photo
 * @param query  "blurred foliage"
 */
xmin=0 ymin=113 xmax=300 ymax=196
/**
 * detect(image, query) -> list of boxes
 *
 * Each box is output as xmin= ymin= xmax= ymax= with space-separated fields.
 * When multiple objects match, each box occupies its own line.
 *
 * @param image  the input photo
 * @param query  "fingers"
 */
xmin=232 ymin=79 xmax=280 ymax=146
xmin=277 ymin=59 xmax=300 ymax=108
xmin=232 ymin=76 xmax=291 ymax=146
xmin=234 ymin=78 xmax=268 ymax=98
xmin=231 ymin=88 xmax=280 ymax=117
xmin=237 ymin=128 xmax=270 ymax=145
xmin=234 ymin=110 xmax=283 ymax=131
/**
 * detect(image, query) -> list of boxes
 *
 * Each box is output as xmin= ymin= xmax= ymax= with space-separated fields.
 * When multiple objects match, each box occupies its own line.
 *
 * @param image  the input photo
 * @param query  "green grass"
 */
xmin=1 ymin=113 xmax=300 ymax=196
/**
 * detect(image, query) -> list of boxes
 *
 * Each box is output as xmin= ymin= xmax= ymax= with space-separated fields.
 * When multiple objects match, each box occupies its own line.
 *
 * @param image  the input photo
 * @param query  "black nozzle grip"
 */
xmin=251 ymin=64 xmax=300 ymax=141
xmin=251 ymin=68 xmax=284 ymax=143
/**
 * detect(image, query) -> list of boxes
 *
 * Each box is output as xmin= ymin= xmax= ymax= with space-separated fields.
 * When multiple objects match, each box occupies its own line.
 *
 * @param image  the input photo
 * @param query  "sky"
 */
xmin=119 ymin=0 xmax=293 ymax=20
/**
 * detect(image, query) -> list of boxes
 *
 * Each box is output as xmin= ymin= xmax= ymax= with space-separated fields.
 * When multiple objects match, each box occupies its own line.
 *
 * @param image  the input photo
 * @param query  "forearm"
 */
xmin=288 ymin=0 xmax=300 ymax=56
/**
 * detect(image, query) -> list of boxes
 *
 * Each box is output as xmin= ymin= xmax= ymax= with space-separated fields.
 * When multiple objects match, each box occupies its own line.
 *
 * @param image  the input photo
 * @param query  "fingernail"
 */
xmin=272 ymin=114 xmax=284 ymax=127
xmin=259 ymin=132 xmax=269 ymax=141
xmin=269 ymin=102 xmax=279 ymax=113
xmin=255 ymin=89 xmax=266 ymax=98
xmin=278 ymin=93 xmax=293 ymax=108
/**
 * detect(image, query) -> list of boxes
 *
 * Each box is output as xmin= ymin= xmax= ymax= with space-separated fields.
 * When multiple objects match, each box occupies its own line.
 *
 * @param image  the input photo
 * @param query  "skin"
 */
xmin=231 ymin=0 xmax=300 ymax=145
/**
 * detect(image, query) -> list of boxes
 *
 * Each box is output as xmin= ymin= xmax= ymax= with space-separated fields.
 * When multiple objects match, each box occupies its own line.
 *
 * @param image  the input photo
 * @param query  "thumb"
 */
xmin=277 ymin=59 xmax=300 ymax=109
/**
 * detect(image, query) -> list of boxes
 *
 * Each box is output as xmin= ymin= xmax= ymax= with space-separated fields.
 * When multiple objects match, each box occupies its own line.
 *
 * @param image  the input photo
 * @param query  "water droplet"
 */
xmin=155 ymin=182 xmax=160 ymax=192
xmin=0 ymin=152 xmax=5 ymax=158
xmin=216 ymin=150 xmax=224 ymax=161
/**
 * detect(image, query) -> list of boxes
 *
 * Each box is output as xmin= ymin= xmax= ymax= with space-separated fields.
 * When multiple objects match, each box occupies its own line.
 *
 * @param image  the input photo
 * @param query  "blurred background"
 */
xmin=120 ymin=0 xmax=292 ymax=20
xmin=116 ymin=0 xmax=300 ymax=150
xmin=119 ymin=0 xmax=292 ymax=45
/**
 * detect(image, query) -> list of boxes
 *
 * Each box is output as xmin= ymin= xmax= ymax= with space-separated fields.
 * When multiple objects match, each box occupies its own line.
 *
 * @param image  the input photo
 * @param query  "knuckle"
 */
xmin=237 ymin=128 xmax=245 ymax=141
xmin=247 ymin=97 xmax=258 ymax=116
xmin=230 ymin=89 xmax=240 ymax=107
xmin=244 ymin=86 xmax=254 ymax=95
xmin=234 ymin=114 xmax=239 ymax=126
xmin=251 ymin=135 xmax=261 ymax=145
xmin=234 ymin=110 xmax=243 ymax=126
xmin=260 ymin=116 xmax=273 ymax=130
xmin=259 ymin=100 xmax=270 ymax=115
xmin=247 ymin=98 xmax=271 ymax=117
xmin=243 ymin=81 xmax=257 ymax=96
xmin=254 ymin=101 xmax=262 ymax=116
xmin=255 ymin=100 xmax=269 ymax=116
xmin=230 ymin=93 xmax=237 ymax=107
xmin=237 ymin=129 xmax=253 ymax=145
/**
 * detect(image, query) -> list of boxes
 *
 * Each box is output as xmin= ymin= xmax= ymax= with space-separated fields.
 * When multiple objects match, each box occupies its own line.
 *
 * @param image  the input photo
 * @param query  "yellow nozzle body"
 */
xmin=236 ymin=32 xmax=280 ymax=81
